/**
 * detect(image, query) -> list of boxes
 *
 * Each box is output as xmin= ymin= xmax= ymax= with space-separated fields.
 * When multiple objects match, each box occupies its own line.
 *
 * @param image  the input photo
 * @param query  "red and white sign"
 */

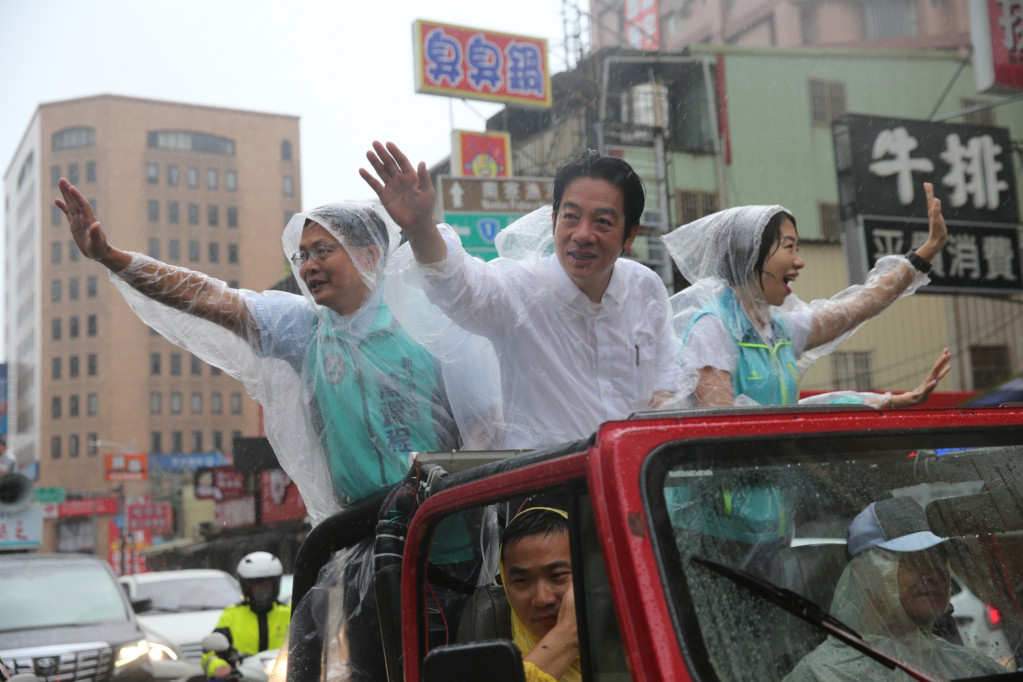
xmin=127 ymin=500 xmax=173 ymax=535
xmin=50 ymin=495 xmax=119 ymax=518
xmin=0 ymin=506 xmax=42 ymax=548
xmin=260 ymin=470 xmax=307 ymax=524
xmin=105 ymin=452 xmax=148 ymax=482
xmin=414 ymin=20 xmax=551 ymax=108
xmin=215 ymin=495 xmax=256 ymax=530
xmin=972 ymin=0 xmax=1023 ymax=92
xmin=194 ymin=466 xmax=245 ymax=500
xmin=452 ymin=130 xmax=511 ymax=178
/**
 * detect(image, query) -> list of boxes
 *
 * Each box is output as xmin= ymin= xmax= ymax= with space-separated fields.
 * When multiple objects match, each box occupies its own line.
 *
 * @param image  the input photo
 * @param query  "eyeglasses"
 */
xmin=290 ymin=242 xmax=342 ymax=267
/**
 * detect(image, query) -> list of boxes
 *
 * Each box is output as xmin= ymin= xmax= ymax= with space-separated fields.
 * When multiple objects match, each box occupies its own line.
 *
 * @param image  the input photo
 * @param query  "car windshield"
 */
xmin=135 ymin=574 xmax=240 ymax=611
xmin=0 ymin=562 xmax=129 ymax=630
xmin=647 ymin=424 xmax=1023 ymax=681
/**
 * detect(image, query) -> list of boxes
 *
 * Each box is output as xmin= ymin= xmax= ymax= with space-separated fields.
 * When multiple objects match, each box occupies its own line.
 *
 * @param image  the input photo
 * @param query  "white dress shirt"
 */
xmin=419 ymin=231 xmax=681 ymax=449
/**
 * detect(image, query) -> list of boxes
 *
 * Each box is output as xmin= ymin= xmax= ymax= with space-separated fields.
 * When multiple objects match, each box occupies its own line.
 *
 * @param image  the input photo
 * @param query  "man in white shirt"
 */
xmin=361 ymin=142 xmax=681 ymax=449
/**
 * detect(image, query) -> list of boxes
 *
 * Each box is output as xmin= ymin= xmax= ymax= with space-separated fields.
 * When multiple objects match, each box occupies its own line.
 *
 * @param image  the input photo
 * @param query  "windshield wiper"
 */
xmin=690 ymin=555 xmax=948 ymax=682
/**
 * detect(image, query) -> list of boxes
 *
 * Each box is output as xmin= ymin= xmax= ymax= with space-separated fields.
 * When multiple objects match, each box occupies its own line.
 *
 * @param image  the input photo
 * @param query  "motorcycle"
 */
xmin=182 ymin=633 xmax=277 ymax=682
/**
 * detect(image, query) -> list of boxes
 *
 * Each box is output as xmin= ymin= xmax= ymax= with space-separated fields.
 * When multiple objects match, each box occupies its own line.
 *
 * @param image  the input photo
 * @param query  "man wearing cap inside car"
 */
xmin=784 ymin=496 xmax=1006 ymax=681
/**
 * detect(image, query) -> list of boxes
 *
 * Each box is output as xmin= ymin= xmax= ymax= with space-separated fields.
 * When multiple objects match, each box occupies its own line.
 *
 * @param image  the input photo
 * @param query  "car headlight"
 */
xmin=115 ymin=639 xmax=151 ymax=667
xmin=147 ymin=641 xmax=179 ymax=663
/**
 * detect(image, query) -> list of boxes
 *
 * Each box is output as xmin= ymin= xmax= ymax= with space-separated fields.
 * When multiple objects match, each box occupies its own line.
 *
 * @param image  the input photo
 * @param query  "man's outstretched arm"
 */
xmin=56 ymin=178 xmax=252 ymax=338
xmin=360 ymin=141 xmax=447 ymax=264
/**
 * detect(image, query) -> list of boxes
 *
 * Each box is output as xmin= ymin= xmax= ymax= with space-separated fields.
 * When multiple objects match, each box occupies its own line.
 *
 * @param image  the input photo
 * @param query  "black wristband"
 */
xmin=905 ymin=250 xmax=932 ymax=274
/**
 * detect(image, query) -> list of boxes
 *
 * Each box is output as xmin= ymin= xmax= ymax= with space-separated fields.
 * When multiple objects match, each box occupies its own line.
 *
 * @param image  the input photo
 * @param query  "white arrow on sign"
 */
xmin=448 ymin=181 xmax=465 ymax=209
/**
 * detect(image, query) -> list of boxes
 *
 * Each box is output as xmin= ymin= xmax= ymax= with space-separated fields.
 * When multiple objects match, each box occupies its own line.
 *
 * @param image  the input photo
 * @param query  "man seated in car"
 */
xmin=498 ymin=507 xmax=580 ymax=682
xmin=784 ymin=496 xmax=1006 ymax=681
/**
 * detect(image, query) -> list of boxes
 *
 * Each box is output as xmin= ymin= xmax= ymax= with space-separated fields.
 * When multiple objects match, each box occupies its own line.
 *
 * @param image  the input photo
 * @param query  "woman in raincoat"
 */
xmin=56 ymin=179 xmax=488 ymax=681
xmin=662 ymin=183 xmax=949 ymax=408
xmin=783 ymin=497 xmax=1005 ymax=681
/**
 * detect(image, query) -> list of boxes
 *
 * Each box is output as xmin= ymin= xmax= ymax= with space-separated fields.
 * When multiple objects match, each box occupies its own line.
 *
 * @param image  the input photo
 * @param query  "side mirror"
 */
xmin=131 ymin=597 xmax=153 ymax=613
xmin=202 ymin=632 xmax=232 ymax=654
xmin=422 ymin=640 xmax=524 ymax=682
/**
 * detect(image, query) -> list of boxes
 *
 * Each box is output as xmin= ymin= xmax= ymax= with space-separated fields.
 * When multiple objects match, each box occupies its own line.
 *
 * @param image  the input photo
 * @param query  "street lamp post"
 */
xmin=90 ymin=439 xmax=138 ymax=576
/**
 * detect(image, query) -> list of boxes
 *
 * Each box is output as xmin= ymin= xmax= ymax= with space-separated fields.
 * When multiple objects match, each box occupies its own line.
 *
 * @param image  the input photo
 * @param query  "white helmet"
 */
xmin=236 ymin=551 xmax=283 ymax=579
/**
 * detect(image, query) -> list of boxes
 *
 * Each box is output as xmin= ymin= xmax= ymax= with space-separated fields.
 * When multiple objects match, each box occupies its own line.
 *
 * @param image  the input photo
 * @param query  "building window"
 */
xmin=150 ymin=391 xmax=162 ymax=414
xmin=52 ymin=436 xmax=61 ymax=459
xmin=170 ymin=392 xmax=183 ymax=414
xmin=52 ymin=396 xmax=62 ymax=419
xmin=51 ymin=280 xmax=62 ymax=303
xmin=676 ymin=190 xmax=719 ymax=226
xmin=168 ymin=201 xmax=180 ymax=224
xmin=188 ymin=203 xmax=200 ymax=226
xmin=283 ymin=175 xmax=294 ymax=196
xmin=69 ymin=395 xmax=79 ymax=418
xmin=809 ymin=79 xmax=846 ymax=127
xmin=150 ymin=353 xmax=161 ymax=375
xmin=87 ymin=433 xmax=98 ymax=456
xmin=52 ymin=165 xmax=61 ymax=187
xmin=211 ymin=366 xmax=222 ymax=376
xmin=170 ymin=353 xmax=182 ymax=376
xmin=53 ymin=127 xmax=95 ymax=150
xmin=53 ymin=357 xmax=62 ymax=380
xmin=52 ymin=203 xmax=64 ymax=226
xmin=167 ymin=164 xmax=180 ymax=186
xmin=67 ymin=163 xmax=79 ymax=184
xmin=226 ymin=170 xmax=238 ymax=191
xmin=172 ymin=431 xmax=183 ymax=453
xmin=86 ymin=161 xmax=97 ymax=182
xmin=227 ymin=206 xmax=238 ymax=227
xmin=87 ymin=275 xmax=98 ymax=297
xmin=191 ymin=355 xmax=203 ymax=376
xmin=209 ymin=242 xmax=220 ymax=263
xmin=52 ymin=242 xmax=62 ymax=265
xmin=69 ymin=434 xmax=80 ymax=458
xmin=148 ymin=238 xmax=160 ymax=259
xmin=231 ymin=392 xmax=242 ymax=414
xmin=192 ymin=431 xmax=203 ymax=453
xmin=208 ymin=205 xmax=219 ymax=226
xmin=169 ymin=239 xmax=181 ymax=261
xmin=818 ymin=202 xmax=840 ymax=242
xmin=88 ymin=354 xmax=97 ymax=376
xmin=87 ymin=393 xmax=98 ymax=416
xmin=147 ymin=163 xmax=159 ymax=184
xmin=69 ymin=241 xmax=80 ymax=262
xmin=189 ymin=240 xmax=200 ymax=262
xmin=213 ymin=431 xmax=223 ymax=451
xmin=228 ymin=244 xmax=239 ymax=264
xmin=961 ymin=98 xmax=997 ymax=127
xmin=148 ymin=131 xmax=235 ymax=154
xmin=207 ymin=169 xmax=218 ymax=190
xmin=191 ymin=392 xmax=203 ymax=414
xmin=69 ymin=278 xmax=80 ymax=301
xmin=52 ymin=318 xmax=62 ymax=341
xmin=69 ymin=355 xmax=79 ymax=378
xmin=211 ymin=392 xmax=223 ymax=414
xmin=87 ymin=315 xmax=97 ymax=336
xmin=971 ymin=345 xmax=1010 ymax=389
xmin=147 ymin=200 xmax=159 ymax=223
xmin=151 ymin=432 xmax=163 ymax=454
xmin=864 ymin=0 xmax=918 ymax=39
xmin=187 ymin=166 xmax=199 ymax=188
xmin=282 ymin=140 xmax=293 ymax=161
xmin=69 ymin=316 xmax=79 ymax=339
xmin=831 ymin=350 xmax=874 ymax=390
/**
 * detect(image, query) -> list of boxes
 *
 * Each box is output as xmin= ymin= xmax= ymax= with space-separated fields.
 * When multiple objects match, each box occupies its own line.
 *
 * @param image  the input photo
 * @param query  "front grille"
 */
xmin=4 ymin=642 xmax=114 ymax=681
xmin=179 ymin=642 xmax=205 ymax=662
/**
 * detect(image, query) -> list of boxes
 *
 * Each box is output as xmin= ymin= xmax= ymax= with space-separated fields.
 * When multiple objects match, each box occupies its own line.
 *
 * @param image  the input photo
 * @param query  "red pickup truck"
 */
xmin=289 ymin=405 xmax=1023 ymax=681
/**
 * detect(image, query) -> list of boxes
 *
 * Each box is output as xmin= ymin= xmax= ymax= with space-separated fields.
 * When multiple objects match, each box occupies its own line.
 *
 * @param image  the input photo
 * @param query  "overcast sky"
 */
xmin=0 ymin=0 xmax=579 ymax=359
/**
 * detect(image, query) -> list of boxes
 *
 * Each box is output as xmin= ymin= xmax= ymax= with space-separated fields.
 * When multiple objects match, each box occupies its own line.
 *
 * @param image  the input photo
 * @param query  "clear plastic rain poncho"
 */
xmin=783 ymin=546 xmax=1006 ymax=681
xmin=109 ymin=202 xmax=505 ymax=522
xmin=662 ymin=205 xmax=930 ymax=408
xmin=383 ymin=206 xmax=682 ymax=450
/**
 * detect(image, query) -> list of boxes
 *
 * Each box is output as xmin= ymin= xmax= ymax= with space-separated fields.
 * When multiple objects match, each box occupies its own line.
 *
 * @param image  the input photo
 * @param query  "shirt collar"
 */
xmin=546 ymin=255 xmax=624 ymax=309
